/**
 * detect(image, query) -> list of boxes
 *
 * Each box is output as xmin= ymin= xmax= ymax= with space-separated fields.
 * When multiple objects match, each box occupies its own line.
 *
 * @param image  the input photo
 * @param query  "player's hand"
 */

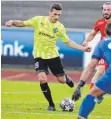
xmin=72 ymin=87 xmax=81 ymax=101
xmin=5 ymin=20 xmax=13 ymax=27
xmin=72 ymin=80 xmax=85 ymax=101
xmin=82 ymin=41 xmax=88 ymax=46
xmin=84 ymin=46 xmax=91 ymax=52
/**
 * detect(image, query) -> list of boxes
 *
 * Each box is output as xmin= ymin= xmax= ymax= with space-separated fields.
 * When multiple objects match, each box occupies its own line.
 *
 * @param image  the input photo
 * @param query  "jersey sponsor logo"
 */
xmin=39 ymin=31 xmax=55 ymax=39
xmin=98 ymin=22 xmax=104 ymax=25
xmin=53 ymin=28 xmax=58 ymax=33
xmin=94 ymin=22 xmax=104 ymax=28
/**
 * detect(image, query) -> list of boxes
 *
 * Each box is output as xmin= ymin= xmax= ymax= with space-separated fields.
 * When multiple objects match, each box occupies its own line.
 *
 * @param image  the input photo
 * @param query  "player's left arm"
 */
xmin=72 ymin=59 xmax=100 ymax=101
xmin=66 ymin=39 xmax=91 ymax=52
xmin=80 ymin=59 xmax=99 ymax=82
xmin=71 ymin=59 xmax=99 ymax=101
xmin=72 ymin=42 xmax=102 ymax=101
xmin=60 ymin=25 xmax=91 ymax=52
xmin=78 ymin=41 xmax=102 ymax=83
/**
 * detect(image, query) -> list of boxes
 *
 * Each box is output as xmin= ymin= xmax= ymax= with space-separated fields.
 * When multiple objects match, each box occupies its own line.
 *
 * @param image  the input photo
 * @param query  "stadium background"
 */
xmin=2 ymin=1 xmax=111 ymax=119
xmin=1 ymin=1 xmax=106 ymax=28
xmin=1 ymin=1 xmax=105 ymax=69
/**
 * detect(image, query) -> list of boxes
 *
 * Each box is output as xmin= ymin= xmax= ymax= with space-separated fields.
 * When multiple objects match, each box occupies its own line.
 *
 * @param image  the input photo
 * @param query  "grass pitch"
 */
xmin=2 ymin=80 xmax=111 ymax=119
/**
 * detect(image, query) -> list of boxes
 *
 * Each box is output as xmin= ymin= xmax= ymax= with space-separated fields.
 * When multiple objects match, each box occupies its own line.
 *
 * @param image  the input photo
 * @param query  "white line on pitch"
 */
xmin=2 ymin=111 xmax=111 ymax=119
xmin=2 ymin=92 xmax=111 ymax=98
xmin=2 ymin=92 xmax=41 ymax=94
xmin=2 ymin=100 xmax=60 ymax=103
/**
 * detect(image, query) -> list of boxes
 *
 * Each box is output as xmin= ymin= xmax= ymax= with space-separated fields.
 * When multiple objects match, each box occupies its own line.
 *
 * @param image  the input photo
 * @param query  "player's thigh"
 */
xmin=47 ymin=57 xmax=65 ymax=82
xmin=96 ymin=65 xmax=105 ymax=75
xmin=34 ymin=58 xmax=48 ymax=83
xmin=95 ymin=72 xmax=111 ymax=95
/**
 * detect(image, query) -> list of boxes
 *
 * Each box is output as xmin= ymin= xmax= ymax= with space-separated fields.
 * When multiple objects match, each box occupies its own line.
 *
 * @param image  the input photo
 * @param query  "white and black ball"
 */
xmin=60 ymin=98 xmax=75 ymax=112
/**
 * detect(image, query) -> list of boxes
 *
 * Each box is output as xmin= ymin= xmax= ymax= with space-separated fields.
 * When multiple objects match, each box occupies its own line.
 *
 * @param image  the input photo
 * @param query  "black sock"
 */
xmin=65 ymin=74 xmax=70 ymax=83
xmin=40 ymin=82 xmax=55 ymax=107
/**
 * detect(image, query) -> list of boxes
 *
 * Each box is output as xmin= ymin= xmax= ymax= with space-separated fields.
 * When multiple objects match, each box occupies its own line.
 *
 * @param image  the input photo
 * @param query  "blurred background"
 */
xmin=1 ymin=1 xmax=106 ymax=28
xmin=1 ymin=1 xmax=106 ymax=69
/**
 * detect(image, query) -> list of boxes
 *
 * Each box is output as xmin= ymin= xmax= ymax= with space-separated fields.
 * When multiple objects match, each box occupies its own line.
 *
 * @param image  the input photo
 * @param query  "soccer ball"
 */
xmin=60 ymin=98 xmax=75 ymax=112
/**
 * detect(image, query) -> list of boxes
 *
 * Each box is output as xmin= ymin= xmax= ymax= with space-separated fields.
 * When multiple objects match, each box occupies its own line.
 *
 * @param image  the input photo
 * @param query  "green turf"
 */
xmin=2 ymin=80 xmax=111 ymax=119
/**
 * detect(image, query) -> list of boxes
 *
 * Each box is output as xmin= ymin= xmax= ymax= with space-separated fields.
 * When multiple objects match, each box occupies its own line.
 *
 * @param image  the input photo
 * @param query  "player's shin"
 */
xmin=78 ymin=94 xmax=96 ymax=118
xmin=40 ymin=82 xmax=55 ymax=107
xmin=90 ymin=83 xmax=104 ymax=104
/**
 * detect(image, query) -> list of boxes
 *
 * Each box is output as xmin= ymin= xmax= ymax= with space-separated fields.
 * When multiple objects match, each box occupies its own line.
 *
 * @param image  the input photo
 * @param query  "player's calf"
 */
xmin=37 ymin=72 xmax=55 ymax=110
xmin=89 ymin=85 xmax=104 ymax=104
xmin=90 ymin=83 xmax=104 ymax=104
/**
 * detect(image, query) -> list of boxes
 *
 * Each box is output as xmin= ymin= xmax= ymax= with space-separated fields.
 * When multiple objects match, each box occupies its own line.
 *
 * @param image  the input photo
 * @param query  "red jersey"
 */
xmin=93 ymin=18 xmax=107 ymax=40
xmin=93 ymin=18 xmax=108 ymax=69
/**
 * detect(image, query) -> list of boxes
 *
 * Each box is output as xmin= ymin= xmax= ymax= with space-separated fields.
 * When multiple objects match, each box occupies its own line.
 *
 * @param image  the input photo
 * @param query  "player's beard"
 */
xmin=53 ymin=19 xmax=58 ymax=23
xmin=51 ymin=20 xmax=57 ymax=23
xmin=103 ymin=14 xmax=111 ymax=20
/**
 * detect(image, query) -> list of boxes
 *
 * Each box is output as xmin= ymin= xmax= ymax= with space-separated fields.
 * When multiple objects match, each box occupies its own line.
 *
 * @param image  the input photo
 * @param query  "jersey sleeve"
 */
xmin=24 ymin=16 xmax=39 ymax=28
xmin=60 ymin=24 xmax=69 ymax=43
xmin=92 ymin=41 xmax=102 ymax=59
xmin=93 ymin=20 xmax=99 ymax=31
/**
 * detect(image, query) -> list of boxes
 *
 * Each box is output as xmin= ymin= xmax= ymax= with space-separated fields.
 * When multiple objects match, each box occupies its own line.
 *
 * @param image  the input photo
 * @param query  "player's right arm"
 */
xmin=5 ymin=20 xmax=24 ymax=27
xmin=5 ymin=16 xmax=39 ymax=28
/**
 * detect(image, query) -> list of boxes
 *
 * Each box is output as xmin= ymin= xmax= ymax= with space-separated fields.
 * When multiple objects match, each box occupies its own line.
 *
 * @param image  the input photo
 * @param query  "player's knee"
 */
xmin=97 ymin=65 xmax=105 ymax=75
xmin=96 ymin=68 xmax=105 ymax=76
xmin=89 ymin=87 xmax=96 ymax=96
xmin=89 ymin=86 xmax=103 ymax=97
xmin=56 ymin=76 xmax=65 ymax=83
xmin=37 ymin=72 xmax=47 ymax=83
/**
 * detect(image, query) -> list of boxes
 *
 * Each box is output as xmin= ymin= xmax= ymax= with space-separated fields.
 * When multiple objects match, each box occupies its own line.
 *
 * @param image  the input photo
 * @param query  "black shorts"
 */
xmin=34 ymin=57 xmax=65 ymax=77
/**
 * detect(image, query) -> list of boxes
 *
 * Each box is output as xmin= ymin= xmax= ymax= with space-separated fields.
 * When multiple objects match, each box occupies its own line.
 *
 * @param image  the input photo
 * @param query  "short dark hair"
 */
xmin=106 ymin=23 xmax=111 ymax=36
xmin=101 ymin=2 xmax=111 ymax=9
xmin=50 ymin=3 xmax=63 ymax=11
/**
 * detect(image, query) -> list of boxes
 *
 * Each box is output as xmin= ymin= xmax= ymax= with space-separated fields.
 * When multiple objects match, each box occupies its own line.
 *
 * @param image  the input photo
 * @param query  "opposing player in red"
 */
xmin=82 ymin=2 xmax=111 ymax=103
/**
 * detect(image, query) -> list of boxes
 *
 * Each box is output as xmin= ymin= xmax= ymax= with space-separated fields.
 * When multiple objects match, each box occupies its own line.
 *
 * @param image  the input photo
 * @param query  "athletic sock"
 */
xmin=65 ymin=74 xmax=72 ymax=82
xmin=89 ymin=83 xmax=94 ymax=89
xmin=78 ymin=94 xmax=96 ymax=118
xmin=40 ymin=82 xmax=55 ymax=107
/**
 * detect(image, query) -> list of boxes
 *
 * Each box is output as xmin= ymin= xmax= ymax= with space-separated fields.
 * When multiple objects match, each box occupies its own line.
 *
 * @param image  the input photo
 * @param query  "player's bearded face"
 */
xmin=102 ymin=5 xmax=111 ymax=20
xmin=49 ymin=9 xmax=62 ymax=23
